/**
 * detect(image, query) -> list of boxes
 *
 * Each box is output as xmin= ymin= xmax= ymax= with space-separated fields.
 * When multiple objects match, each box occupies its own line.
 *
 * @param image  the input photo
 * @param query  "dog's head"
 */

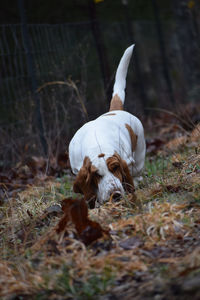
xmin=73 ymin=153 xmax=134 ymax=206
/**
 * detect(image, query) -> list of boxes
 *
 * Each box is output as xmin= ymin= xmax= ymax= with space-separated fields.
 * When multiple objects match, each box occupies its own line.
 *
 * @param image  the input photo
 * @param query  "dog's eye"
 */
xmin=95 ymin=173 xmax=102 ymax=179
xmin=111 ymin=165 xmax=120 ymax=173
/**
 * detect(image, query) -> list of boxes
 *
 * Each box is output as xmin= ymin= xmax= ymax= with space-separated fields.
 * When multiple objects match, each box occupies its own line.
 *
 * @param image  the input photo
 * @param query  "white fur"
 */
xmin=93 ymin=157 xmax=124 ymax=205
xmin=112 ymin=44 xmax=134 ymax=103
xmin=69 ymin=45 xmax=145 ymax=203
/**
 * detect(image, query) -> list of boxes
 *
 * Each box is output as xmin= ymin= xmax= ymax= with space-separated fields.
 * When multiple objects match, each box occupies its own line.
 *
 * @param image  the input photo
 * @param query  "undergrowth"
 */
xmin=0 ymin=124 xmax=200 ymax=299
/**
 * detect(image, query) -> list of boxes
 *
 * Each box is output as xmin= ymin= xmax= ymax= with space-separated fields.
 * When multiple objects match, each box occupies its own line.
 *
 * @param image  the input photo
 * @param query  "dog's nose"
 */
xmin=111 ymin=191 xmax=122 ymax=202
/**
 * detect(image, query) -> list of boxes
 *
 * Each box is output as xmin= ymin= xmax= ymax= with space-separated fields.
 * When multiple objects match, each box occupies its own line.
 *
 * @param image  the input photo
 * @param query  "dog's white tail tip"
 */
xmin=125 ymin=44 xmax=135 ymax=55
xmin=112 ymin=44 xmax=135 ymax=104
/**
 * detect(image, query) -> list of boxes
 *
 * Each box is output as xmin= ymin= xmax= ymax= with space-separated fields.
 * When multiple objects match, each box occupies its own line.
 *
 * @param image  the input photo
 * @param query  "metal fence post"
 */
xmin=18 ymin=0 xmax=48 ymax=156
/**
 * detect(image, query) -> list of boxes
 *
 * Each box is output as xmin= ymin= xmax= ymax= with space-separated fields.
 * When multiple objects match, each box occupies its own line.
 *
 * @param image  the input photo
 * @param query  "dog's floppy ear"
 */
xmin=73 ymin=177 xmax=82 ymax=193
xmin=73 ymin=156 xmax=98 ymax=200
xmin=120 ymin=159 xmax=135 ymax=193
xmin=107 ymin=152 xmax=135 ymax=193
xmin=73 ymin=157 xmax=90 ymax=193
xmin=83 ymin=157 xmax=98 ymax=184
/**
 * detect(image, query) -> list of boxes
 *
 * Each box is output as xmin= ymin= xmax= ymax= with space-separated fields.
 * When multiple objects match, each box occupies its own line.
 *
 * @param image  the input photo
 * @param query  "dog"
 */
xmin=69 ymin=45 xmax=146 ymax=206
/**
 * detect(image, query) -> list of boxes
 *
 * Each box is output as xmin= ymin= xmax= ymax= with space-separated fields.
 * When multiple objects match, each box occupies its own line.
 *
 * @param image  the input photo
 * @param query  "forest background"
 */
xmin=0 ymin=0 xmax=200 ymax=165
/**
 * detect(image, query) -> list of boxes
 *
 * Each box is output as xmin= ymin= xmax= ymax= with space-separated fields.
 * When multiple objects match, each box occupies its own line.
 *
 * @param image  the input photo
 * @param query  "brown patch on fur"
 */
xmin=98 ymin=153 xmax=105 ymax=158
xmin=103 ymin=113 xmax=116 ymax=116
xmin=109 ymin=94 xmax=123 ymax=111
xmin=125 ymin=124 xmax=138 ymax=152
xmin=106 ymin=152 xmax=135 ymax=194
xmin=73 ymin=157 xmax=101 ymax=208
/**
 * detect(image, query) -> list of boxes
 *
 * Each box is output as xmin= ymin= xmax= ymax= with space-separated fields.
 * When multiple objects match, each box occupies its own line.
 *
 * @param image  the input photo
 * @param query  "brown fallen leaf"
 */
xmin=25 ymin=156 xmax=47 ymax=176
xmin=57 ymin=152 xmax=70 ymax=169
xmin=165 ymin=185 xmax=183 ymax=193
xmin=150 ymin=183 xmax=185 ymax=196
xmin=146 ymin=138 xmax=166 ymax=155
xmin=172 ymin=161 xmax=183 ymax=169
xmin=56 ymin=197 xmax=109 ymax=245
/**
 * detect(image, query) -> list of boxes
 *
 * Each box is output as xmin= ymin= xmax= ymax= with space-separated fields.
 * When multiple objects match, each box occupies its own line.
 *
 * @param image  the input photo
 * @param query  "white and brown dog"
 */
xmin=69 ymin=45 xmax=145 ymax=206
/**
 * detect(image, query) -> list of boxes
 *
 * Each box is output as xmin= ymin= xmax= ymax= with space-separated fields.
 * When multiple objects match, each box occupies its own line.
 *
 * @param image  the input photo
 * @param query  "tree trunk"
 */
xmin=152 ymin=0 xmax=174 ymax=105
xmin=172 ymin=0 xmax=200 ymax=98
xmin=122 ymin=0 xmax=148 ymax=112
xmin=88 ymin=0 xmax=111 ymax=102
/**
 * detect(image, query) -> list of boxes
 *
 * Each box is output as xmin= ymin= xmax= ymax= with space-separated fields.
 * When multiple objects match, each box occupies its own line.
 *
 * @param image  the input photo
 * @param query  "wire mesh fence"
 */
xmin=0 ymin=18 xmax=199 ymax=168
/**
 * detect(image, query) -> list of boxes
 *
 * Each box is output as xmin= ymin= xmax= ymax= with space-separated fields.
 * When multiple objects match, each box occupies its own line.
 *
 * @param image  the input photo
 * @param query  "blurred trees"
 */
xmin=0 ymin=0 xmax=200 ymax=164
xmin=0 ymin=0 xmax=194 ymax=24
xmin=172 ymin=0 xmax=200 ymax=100
xmin=1 ymin=0 xmax=199 ymax=106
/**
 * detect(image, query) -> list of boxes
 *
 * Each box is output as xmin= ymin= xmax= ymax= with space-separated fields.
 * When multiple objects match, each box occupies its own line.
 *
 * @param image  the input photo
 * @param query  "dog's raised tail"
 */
xmin=109 ymin=44 xmax=134 ymax=111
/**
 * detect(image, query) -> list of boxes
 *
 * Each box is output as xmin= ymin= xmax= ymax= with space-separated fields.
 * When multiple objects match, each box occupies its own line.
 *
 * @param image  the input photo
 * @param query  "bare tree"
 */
xmin=172 ymin=0 xmax=200 ymax=99
xmin=88 ymin=0 xmax=111 ymax=102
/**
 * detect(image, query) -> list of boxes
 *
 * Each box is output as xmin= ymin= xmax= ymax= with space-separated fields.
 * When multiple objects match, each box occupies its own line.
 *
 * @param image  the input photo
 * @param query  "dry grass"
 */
xmin=0 ymin=124 xmax=200 ymax=299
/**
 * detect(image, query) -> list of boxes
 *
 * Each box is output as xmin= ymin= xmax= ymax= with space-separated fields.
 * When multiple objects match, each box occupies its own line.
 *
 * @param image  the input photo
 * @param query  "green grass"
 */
xmin=34 ymin=266 xmax=115 ymax=300
xmin=144 ymin=155 xmax=171 ymax=185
